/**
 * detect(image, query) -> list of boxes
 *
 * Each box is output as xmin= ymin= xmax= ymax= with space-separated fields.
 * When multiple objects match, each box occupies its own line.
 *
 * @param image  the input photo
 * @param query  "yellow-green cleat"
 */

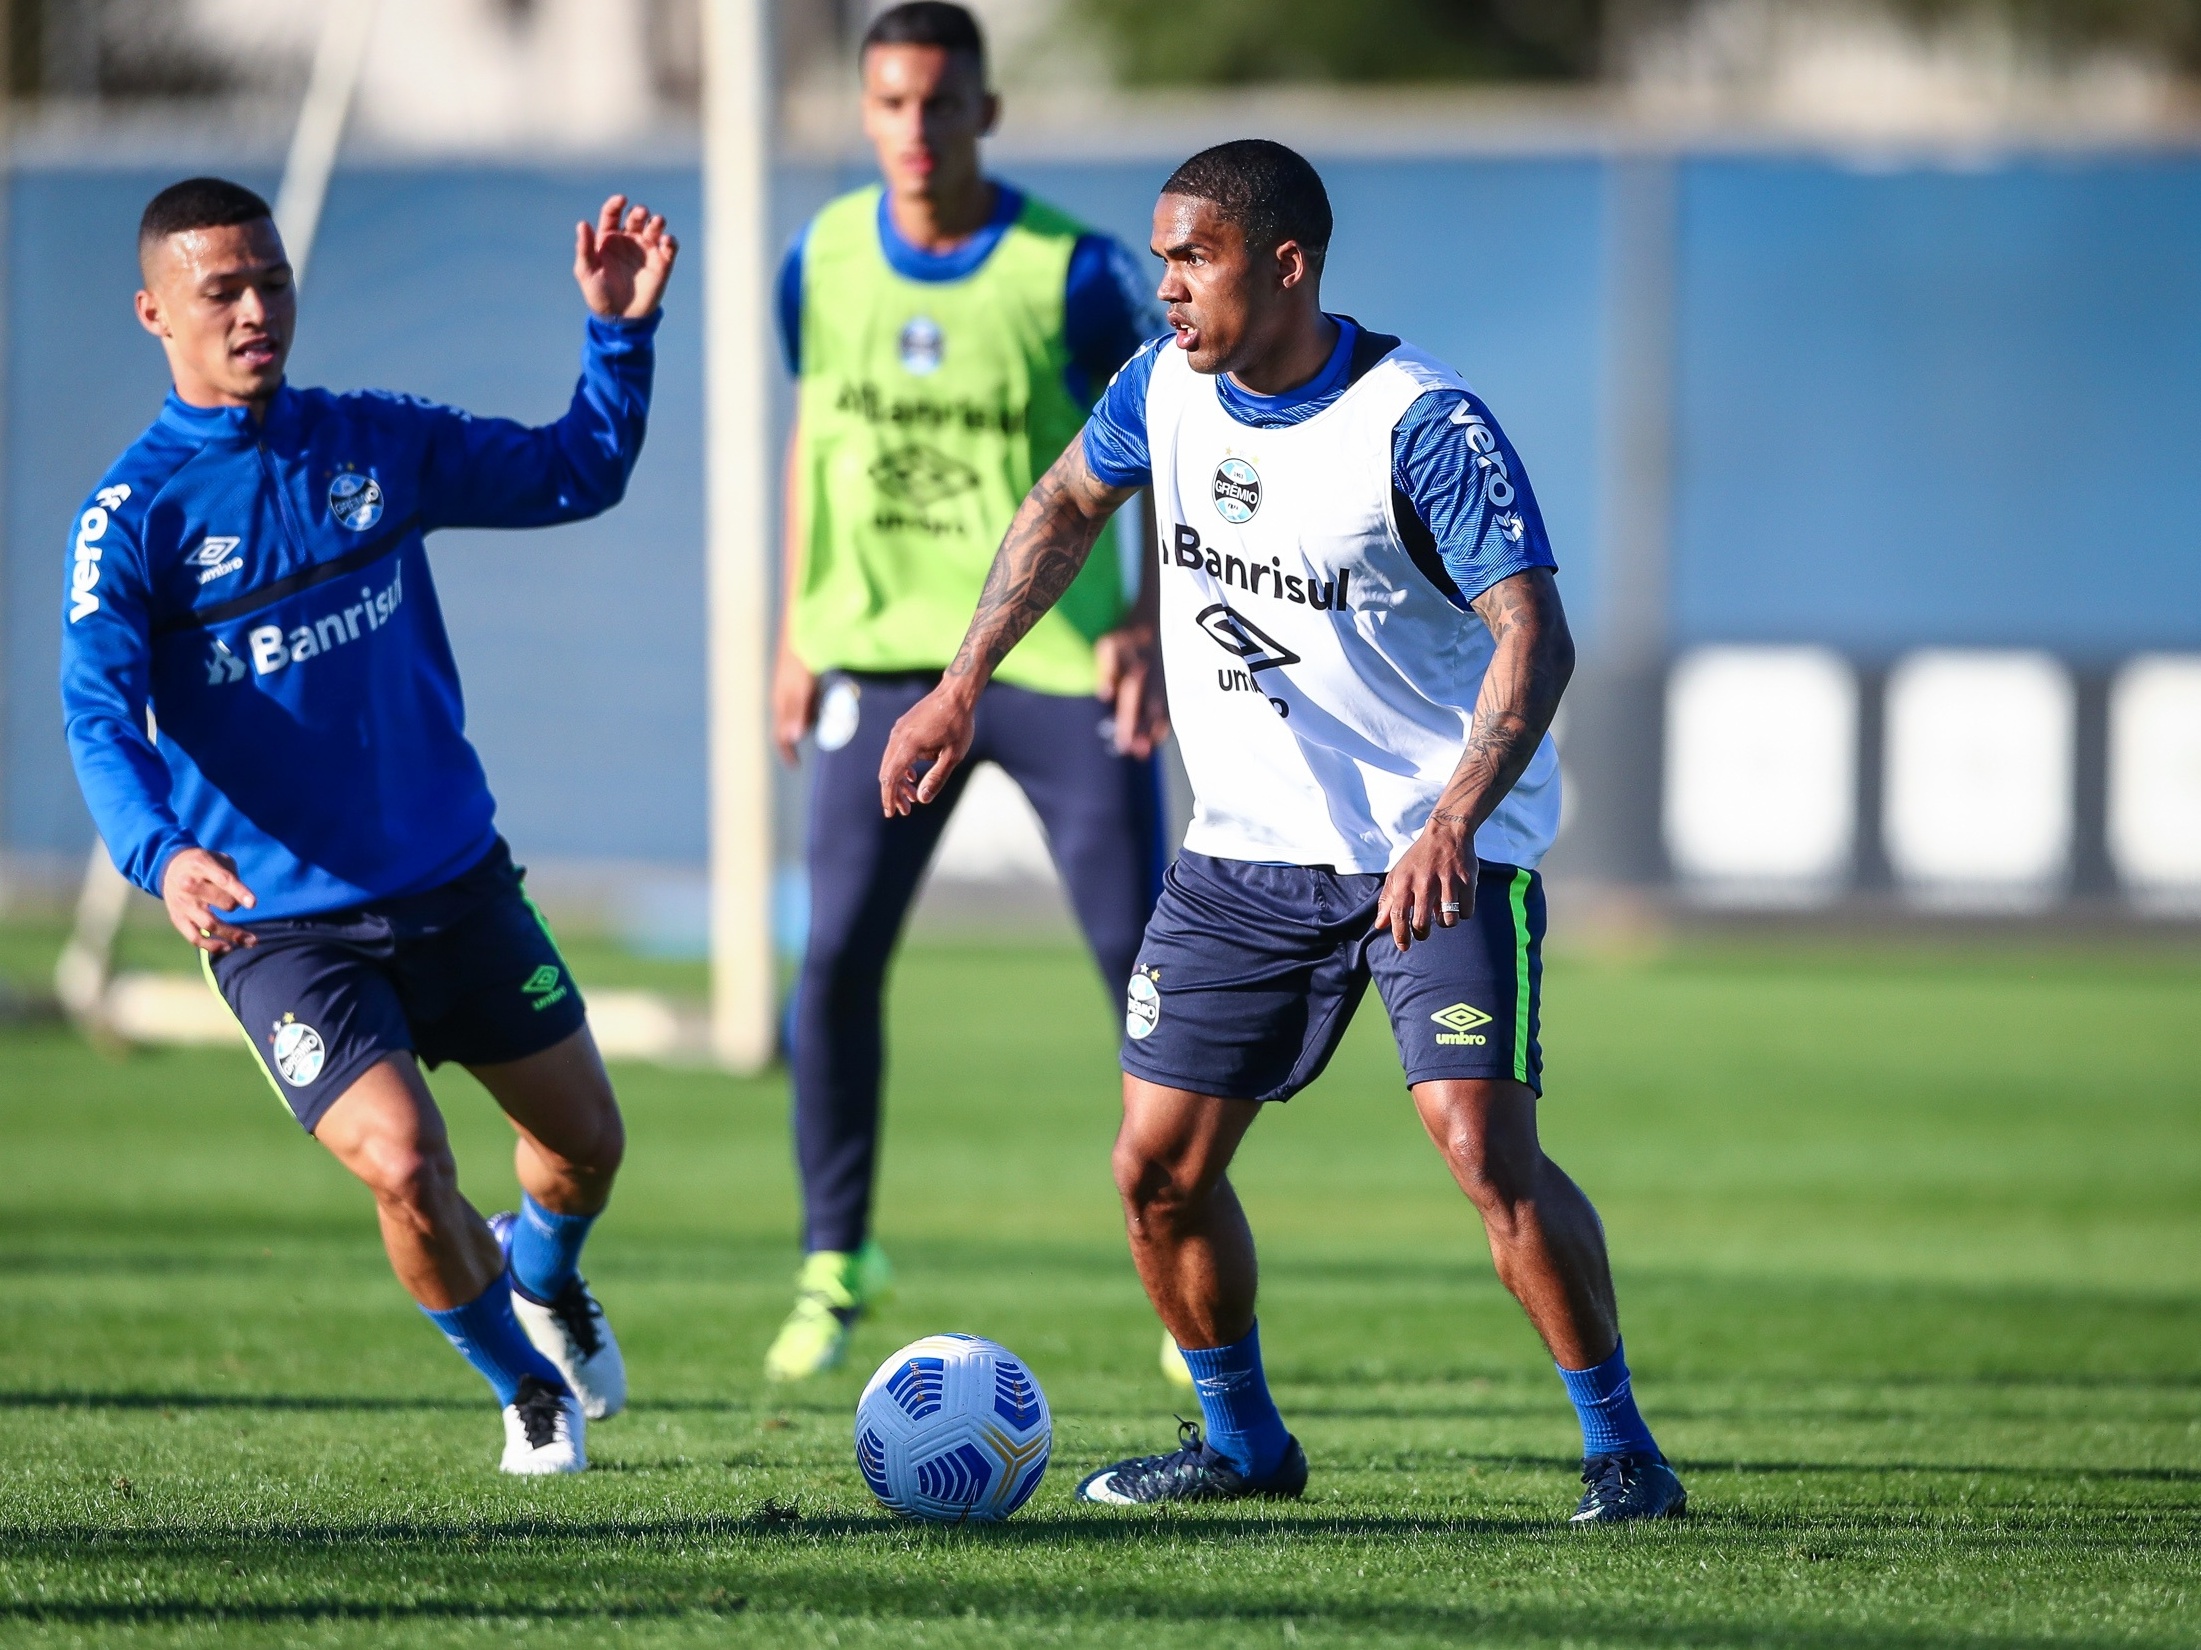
xmin=763 ymin=1240 xmax=895 ymax=1382
xmin=1161 ymin=1330 xmax=1196 ymax=1389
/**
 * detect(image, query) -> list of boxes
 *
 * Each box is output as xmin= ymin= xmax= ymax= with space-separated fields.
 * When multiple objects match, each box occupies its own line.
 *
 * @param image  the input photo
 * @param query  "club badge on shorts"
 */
xmin=1125 ymin=969 xmax=1161 ymax=1041
xmin=328 ymin=471 xmax=385 ymax=532
xmin=815 ymin=678 xmax=862 ymax=752
xmin=270 ymin=1014 xmax=326 ymax=1086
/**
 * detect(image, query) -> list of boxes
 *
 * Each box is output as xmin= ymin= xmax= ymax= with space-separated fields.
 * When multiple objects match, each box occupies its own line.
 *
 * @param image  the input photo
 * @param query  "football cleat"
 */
xmin=499 ymin=1375 xmax=586 ymax=1475
xmin=1160 ymin=1331 xmax=1195 ymax=1389
xmin=763 ymin=1239 xmax=895 ymax=1382
xmin=1075 ymin=1419 xmax=1308 ymax=1506
xmin=1571 ymin=1453 xmax=1688 ymax=1523
xmin=489 ymin=1210 xmax=626 ymax=1420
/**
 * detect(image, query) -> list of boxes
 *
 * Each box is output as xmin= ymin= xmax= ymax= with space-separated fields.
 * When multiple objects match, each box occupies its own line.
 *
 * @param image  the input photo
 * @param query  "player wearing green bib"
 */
xmin=765 ymin=1 xmax=1168 ymax=1381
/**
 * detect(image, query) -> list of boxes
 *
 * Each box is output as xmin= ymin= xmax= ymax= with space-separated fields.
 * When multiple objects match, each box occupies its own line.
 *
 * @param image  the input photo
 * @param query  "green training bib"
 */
xmin=790 ymin=186 xmax=1127 ymax=695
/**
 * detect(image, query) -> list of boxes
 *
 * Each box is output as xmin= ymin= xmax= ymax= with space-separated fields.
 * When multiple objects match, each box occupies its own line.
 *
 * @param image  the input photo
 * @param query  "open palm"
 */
xmin=575 ymin=194 xmax=679 ymax=321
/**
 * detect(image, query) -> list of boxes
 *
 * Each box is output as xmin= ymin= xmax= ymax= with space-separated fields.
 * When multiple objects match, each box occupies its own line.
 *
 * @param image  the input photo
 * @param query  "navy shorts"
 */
xmin=204 ymin=839 xmax=587 ymax=1132
xmin=1120 ymin=851 xmax=1545 ymax=1103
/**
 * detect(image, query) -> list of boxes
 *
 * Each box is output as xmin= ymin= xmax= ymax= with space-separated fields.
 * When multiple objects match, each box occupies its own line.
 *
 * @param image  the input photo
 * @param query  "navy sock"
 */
xmin=1179 ymin=1320 xmax=1290 ymax=1482
xmin=422 ymin=1276 xmax=567 ymax=1406
xmin=509 ymin=1192 xmax=596 ymax=1304
xmin=1556 ymin=1337 xmax=1660 ymax=1460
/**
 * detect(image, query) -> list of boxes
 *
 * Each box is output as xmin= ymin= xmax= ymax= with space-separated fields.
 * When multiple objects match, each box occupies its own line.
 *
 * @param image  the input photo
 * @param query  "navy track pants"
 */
xmin=792 ymin=671 xmax=1165 ymax=1253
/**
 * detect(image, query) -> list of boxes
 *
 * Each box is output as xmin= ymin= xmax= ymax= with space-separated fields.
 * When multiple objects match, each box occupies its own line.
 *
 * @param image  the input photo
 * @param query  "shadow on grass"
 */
xmin=0 ymin=1588 xmax=2174 ymax=1650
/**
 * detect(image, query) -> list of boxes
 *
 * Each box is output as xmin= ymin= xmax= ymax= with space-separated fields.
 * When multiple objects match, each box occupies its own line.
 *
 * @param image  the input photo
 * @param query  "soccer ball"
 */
xmin=854 ymin=1334 xmax=1051 ymax=1522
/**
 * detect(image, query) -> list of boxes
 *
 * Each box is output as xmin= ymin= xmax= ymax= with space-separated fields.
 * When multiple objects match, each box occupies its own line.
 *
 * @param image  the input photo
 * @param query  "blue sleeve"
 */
xmin=58 ymin=484 xmax=197 ymax=893
xmin=1392 ymin=388 xmax=1558 ymax=608
xmin=416 ymin=312 xmax=660 ymax=532
xmin=1063 ymin=234 xmax=1161 ymax=405
xmin=776 ymin=230 xmax=806 ymax=376
xmin=1079 ymin=334 xmax=1165 ymax=489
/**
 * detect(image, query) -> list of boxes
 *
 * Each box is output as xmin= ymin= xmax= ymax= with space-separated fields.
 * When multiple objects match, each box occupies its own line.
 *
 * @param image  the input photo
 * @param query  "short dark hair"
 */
xmin=861 ymin=2 xmax=986 ymax=74
xmin=138 ymin=177 xmax=275 ymax=258
xmin=1162 ymin=140 xmax=1333 ymax=268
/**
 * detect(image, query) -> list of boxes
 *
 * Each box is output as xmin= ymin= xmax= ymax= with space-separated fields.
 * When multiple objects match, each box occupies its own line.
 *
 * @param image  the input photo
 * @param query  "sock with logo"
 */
xmin=1556 ymin=1337 xmax=1661 ymax=1461
xmin=421 ymin=1275 xmax=569 ymax=1406
xmin=1179 ymin=1320 xmax=1291 ymax=1482
xmin=508 ymin=1192 xmax=596 ymax=1304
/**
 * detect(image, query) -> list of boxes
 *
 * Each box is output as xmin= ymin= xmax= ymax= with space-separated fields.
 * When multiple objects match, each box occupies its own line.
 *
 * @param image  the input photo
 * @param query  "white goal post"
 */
xmin=701 ymin=0 xmax=778 ymax=1072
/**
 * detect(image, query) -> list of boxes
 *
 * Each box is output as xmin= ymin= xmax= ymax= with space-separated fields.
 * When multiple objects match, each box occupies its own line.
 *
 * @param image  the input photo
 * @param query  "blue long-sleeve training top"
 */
xmin=60 ymin=312 xmax=658 ymax=920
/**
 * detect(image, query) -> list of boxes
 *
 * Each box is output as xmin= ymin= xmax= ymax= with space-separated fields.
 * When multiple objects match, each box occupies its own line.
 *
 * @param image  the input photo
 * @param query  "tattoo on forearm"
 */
xmin=1434 ymin=570 xmax=1574 ymax=831
xmin=946 ymin=448 xmax=1126 ymax=684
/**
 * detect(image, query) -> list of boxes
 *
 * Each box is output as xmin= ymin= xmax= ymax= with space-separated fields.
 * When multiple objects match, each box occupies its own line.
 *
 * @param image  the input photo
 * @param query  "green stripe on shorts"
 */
xmin=1509 ymin=869 xmax=1533 ymax=1084
xmin=200 ymin=948 xmax=289 ymax=1110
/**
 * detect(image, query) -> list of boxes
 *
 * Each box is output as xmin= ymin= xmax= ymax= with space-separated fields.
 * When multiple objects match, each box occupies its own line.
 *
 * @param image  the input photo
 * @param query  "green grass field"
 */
xmin=0 ymin=921 xmax=2196 ymax=1646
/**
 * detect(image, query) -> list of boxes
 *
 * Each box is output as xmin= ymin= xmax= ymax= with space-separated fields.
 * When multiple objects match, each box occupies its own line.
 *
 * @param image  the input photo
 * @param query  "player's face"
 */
xmin=136 ymin=220 xmax=295 ymax=408
xmin=861 ymin=45 xmax=997 ymax=202
xmin=1151 ymin=193 xmax=1265 ymax=376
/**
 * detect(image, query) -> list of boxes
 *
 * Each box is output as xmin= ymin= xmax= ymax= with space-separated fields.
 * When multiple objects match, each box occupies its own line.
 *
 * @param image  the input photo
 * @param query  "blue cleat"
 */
xmin=1571 ymin=1453 xmax=1688 ymax=1523
xmin=1075 ymin=1419 xmax=1307 ymax=1506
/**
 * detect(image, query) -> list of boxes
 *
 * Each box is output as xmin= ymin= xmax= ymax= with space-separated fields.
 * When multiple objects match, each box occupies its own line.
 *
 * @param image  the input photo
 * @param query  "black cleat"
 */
xmin=1075 ymin=1420 xmax=1308 ymax=1505
xmin=1571 ymin=1452 xmax=1687 ymax=1523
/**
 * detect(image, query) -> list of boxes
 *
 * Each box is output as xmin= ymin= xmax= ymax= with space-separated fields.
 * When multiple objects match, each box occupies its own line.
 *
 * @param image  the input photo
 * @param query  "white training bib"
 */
xmin=1144 ymin=339 xmax=1561 ymax=873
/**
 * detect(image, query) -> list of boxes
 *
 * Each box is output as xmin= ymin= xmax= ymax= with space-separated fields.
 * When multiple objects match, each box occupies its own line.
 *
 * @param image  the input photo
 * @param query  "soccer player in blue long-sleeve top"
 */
xmin=59 ymin=177 xmax=677 ymax=1474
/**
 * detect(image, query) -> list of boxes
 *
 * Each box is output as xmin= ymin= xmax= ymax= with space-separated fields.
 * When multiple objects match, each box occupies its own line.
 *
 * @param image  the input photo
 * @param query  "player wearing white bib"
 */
xmin=881 ymin=140 xmax=1685 ymax=1523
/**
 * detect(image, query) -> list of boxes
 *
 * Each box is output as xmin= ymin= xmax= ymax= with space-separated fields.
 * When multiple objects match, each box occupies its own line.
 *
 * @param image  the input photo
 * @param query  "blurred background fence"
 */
xmin=1 ymin=0 xmax=2198 ymax=957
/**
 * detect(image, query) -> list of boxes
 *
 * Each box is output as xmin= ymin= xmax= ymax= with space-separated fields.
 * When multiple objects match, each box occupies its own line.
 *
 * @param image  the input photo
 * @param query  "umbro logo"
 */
xmin=189 ymin=536 xmax=243 ymax=585
xmin=1195 ymin=604 xmax=1300 ymax=673
xmin=522 ymin=965 xmax=569 ymax=1012
xmin=1431 ymin=1001 xmax=1492 ymax=1046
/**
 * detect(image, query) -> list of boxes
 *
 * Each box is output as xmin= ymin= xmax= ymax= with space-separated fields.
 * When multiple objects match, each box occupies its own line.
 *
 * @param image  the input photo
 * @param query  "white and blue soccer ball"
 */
xmin=854 ymin=1334 xmax=1051 ymax=1522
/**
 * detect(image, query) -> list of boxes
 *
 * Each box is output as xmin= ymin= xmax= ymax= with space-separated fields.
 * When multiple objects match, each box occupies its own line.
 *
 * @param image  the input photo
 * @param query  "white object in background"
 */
xmin=272 ymin=0 xmax=379 ymax=285
xmin=702 ymin=0 xmax=777 ymax=1073
xmin=1883 ymin=650 xmax=2074 ymax=907
xmin=931 ymin=763 xmax=1058 ymax=883
xmin=100 ymin=974 xmax=698 ymax=1063
xmin=2108 ymin=654 xmax=2201 ymax=907
xmin=1663 ymin=645 xmax=1856 ymax=903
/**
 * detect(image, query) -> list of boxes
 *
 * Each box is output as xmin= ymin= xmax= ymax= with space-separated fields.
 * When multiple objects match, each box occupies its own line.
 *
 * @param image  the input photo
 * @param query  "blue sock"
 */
xmin=1556 ymin=1337 xmax=1660 ymax=1460
xmin=1179 ymin=1320 xmax=1291 ymax=1482
xmin=422 ymin=1277 xmax=567 ymax=1406
xmin=508 ymin=1192 xmax=596 ymax=1304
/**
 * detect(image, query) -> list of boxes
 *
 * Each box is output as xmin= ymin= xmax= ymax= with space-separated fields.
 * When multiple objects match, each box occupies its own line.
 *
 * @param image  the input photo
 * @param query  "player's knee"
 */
xmin=1437 ymin=1123 xmax=1537 ymax=1219
xmin=356 ymin=1133 xmax=458 ymax=1216
xmin=1111 ymin=1136 xmax=1207 ymax=1229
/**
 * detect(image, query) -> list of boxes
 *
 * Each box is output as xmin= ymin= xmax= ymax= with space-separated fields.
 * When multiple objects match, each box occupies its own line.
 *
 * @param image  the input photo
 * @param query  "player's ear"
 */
xmin=979 ymin=89 xmax=1001 ymax=137
xmin=134 ymin=287 xmax=169 ymax=339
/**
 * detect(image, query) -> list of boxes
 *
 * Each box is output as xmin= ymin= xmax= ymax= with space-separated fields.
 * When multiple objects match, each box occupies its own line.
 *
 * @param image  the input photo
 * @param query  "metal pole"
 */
xmin=273 ymin=0 xmax=378 ymax=286
xmin=702 ymin=0 xmax=777 ymax=1072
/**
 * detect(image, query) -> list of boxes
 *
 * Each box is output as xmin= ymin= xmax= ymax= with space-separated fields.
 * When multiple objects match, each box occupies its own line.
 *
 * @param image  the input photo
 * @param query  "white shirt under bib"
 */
xmin=1143 ymin=340 xmax=1562 ymax=874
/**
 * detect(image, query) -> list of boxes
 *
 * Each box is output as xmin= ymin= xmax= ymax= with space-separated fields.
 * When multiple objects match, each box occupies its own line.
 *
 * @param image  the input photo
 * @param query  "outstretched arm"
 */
xmin=1374 ymin=567 xmax=1574 ymax=949
xmin=419 ymin=196 xmax=678 ymax=533
xmin=877 ymin=439 xmax=1138 ymax=815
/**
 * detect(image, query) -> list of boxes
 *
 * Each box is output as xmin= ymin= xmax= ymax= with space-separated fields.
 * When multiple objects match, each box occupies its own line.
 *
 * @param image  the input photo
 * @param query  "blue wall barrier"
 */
xmin=6 ymin=149 xmax=2197 ymax=870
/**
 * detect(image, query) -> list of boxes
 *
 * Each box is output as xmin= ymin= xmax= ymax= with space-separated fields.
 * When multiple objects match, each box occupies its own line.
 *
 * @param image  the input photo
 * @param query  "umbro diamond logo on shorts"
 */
xmin=1431 ymin=1002 xmax=1492 ymax=1046
xmin=522 ymin=965 xmax=570 ymax=1012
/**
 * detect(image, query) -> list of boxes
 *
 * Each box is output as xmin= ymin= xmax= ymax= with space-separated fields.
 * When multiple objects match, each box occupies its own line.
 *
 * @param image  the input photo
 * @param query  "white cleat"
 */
xmin=512 ymin=1279 xmax=627 ymax=1421
xmin=500 ymin=1376 xmax=586 ymax=1475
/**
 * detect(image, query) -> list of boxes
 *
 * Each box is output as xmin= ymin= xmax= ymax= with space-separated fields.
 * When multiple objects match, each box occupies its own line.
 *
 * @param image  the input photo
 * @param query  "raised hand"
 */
xmin=574 ymin=194 xmax=679 ymax=321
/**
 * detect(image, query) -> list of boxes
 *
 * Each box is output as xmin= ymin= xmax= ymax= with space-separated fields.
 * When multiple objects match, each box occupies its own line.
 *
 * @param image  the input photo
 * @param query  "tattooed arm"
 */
xmin=1373 ymin=567 xmax=1574 ymax=949
xmin=878 ymin=439 xmax=1138 ymax=816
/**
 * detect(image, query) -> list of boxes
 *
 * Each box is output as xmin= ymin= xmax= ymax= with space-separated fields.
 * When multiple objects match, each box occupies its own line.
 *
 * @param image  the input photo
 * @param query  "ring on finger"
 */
xmin=1439 ymin=901 xmax=1462 ymax=915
